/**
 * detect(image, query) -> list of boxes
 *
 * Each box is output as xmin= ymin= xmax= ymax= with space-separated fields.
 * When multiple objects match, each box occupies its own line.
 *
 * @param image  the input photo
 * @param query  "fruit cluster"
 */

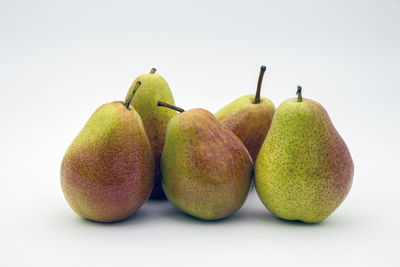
xmin=60 ymin=67 xmax=353 ymax=223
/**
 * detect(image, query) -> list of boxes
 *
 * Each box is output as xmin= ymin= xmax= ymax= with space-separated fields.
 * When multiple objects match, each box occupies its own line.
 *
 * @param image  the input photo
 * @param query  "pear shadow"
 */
xmin=274 ymin=217 xmax=323 ymax=226
xmin=231 ymin=209 xmax=330 ymax=227
xmin=240 ymin=205 xmax=329 ymax=226
xmin=145 ymin=196 xmax=241 ymax=224
xmin=264 ymin=213 xmax=334 ymax=227
xmin=70 ymin=190 xmax=332 ymax=228
xmin=237 ymin=208 xmax=275 ymax=222
xmin=163 ymin=206 xmax=238 ymax=224
xmin=77 ymin=208 xmax=150 ymax=227
xmin=113 ymin=200 xmax=176 ymax=225
xmin=147 ymin=197 xmax=168 ymax=202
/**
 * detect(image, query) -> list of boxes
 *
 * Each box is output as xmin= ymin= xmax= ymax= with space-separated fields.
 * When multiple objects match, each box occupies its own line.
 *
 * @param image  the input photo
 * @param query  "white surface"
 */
xmin=1 ymin=0 xmax=399 ymax=266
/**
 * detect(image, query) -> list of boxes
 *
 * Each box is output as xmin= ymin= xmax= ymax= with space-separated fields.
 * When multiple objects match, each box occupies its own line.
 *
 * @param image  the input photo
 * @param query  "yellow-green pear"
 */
xmin=215 ymin=66 xmax=275 ymax=163
xmin=255 ymin=86 xmax=354 ymax=223
xmin=125 ymin=68 xmax=176 ymax=199
xmin=61 ymin=82 xmax=155 ymax=222
xmin=158 ymin=101 xmax=253 ymax=220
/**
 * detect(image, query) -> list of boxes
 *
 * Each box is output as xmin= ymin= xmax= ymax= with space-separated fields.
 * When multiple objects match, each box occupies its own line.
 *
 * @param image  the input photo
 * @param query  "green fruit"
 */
xmin=61 ymin=83 xmax=155 ymax=222
xmin=215 ymin=66 xmax=275 ymax=163
xmin=125 ymin=68 xmax=176 ymax=199
xmin=158 ymin=101 xmax=253 ymax=220
xmin=255 ymin=86 xmax=354 ymax=223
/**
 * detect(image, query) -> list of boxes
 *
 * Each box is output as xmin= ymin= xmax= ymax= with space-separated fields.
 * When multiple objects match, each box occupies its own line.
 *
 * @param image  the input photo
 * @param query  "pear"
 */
xmin=158 ymin=101 xmax=253 ymax=220
xmin=215 ymin=66 xmax=275 ymax=162
xmin=125 ymin=68 xmax=176 ymax=199
xmin=61 ymin=82 xmax=155 ymax=222
xmin=255 ymin=86 xmax=354 ymax=223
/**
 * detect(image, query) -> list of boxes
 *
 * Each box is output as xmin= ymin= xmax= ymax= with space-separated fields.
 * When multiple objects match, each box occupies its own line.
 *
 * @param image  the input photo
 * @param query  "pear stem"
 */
xmin=296 ymin=85 xmax=302 ymax=102
xmin=157 ymin=101 xmax=184 ymax=113
xmin=125 ymin=81 xmax=141 ymax=108
xmin=150 ymin=68 xmax=157 ymax=74
xmin=254 ymin=65 xmax=267 ymax=104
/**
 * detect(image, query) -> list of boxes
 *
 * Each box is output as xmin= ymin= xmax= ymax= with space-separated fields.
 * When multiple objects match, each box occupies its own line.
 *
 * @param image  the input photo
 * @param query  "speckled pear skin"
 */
xmin=255 ymin=98 xmax=354 ymax=223
xmin=60 ymin=102 xmax=155 ymax=222
xmin=215 ymin=95 xmax=275 ymax=162
xmin=125 ymin=71 xmax=176 ymax=199
xmin=161 ymin=108 xmax=253 ymax=220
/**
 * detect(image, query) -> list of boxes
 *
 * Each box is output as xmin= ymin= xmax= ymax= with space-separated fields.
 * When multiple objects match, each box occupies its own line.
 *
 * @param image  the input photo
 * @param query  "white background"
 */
xmin=1 ymin=0 xmax=399 ymax=266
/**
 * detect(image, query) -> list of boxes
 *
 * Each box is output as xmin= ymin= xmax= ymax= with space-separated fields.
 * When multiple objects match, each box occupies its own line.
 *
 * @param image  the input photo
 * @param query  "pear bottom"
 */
xmin=62 ymin=179 xmax=149 ymax=223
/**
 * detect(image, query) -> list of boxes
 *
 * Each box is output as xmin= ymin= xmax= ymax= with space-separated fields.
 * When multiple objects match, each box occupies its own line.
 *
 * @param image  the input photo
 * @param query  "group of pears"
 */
xmin=61 ymin=66 xmax=354 ymax=224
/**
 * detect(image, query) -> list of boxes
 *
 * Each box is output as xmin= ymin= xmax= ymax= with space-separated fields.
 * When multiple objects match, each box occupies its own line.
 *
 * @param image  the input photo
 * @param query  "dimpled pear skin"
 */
xmin=215 ymin=95 xmax=275 ymax=162
xmin=125 ymin=71 xmax=176 ymax=199
xmin=61 ymin=102 xmax=155 ymax=222
xmin=255 ymin=98 xmax=353 ymax=223
xmin=161 ymin=109 xmax=253 ymax=220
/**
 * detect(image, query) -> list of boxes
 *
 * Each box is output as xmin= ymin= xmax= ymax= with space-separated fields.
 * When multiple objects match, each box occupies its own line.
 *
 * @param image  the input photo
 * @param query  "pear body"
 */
xmin=255 ymin=98 xmax=353 ymax=223
xmin=61 ymin=102 xmax=154 ymax=222
xmin=125 ymin=72 xmax=176 ymax=199
xmin=215 ymin=95 xmax=275 ymax=163
xmin=161 ymin=109 xmax=253 ymax=220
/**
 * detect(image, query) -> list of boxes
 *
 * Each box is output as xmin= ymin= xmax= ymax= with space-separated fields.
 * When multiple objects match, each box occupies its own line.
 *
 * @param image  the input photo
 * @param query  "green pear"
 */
xmin=158 ymin=101 xmax=253 ymax=220
xmin=255 ymin=86 xmax=354 ymax=223
xmin=125 ymin=68 xmax=176 ymax=199
xmin=215 ymin=66 xmax=275 ymax=163
xmin=61 ymin=82 xmax=155 ymax=222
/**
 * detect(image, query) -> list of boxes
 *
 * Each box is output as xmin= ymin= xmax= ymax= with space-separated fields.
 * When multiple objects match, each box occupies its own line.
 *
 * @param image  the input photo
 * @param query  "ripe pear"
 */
xmin=215 ymin=66 xmax=275 ymax=162
xmin=61 ymin=82 xmax=155 ymax=222
xmin=255 ymin=86 xmax=354 ymax=223
xmin=158 ymin=101 xmax=253 ymax=220
xmin=125 ymin=68 xmax=176 ymax=199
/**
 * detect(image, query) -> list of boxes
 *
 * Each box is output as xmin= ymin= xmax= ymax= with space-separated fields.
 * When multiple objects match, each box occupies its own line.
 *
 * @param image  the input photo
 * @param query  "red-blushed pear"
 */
xmin=255 ymin=86 xmax=354 ymax=223
xmin=215 ymin=66 xmax=275 ymax=163
xmin=158 ymin=101 xmax=253 ymax=220
xmin=60 ymin=82 xmax=155 ymax=222
xmin=125 ymin=68 xmax=176 ymax=199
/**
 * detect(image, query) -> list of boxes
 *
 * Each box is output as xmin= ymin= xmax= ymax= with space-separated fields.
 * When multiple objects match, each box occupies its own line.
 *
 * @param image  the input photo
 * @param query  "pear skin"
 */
xmin=160 ymin=104 xmax=253 ymax=220
xmin=215 ymin=66 xmax=275 ymax=162
xmin=255 ymin=88 xmax=354 ymax=223
xmin=125 ymin=68 xmax=176 ymax=199
xmin=61 ymin=101 xmax=155 ymax=222
xmin=215 ymin=95 xmax=275 ymax=162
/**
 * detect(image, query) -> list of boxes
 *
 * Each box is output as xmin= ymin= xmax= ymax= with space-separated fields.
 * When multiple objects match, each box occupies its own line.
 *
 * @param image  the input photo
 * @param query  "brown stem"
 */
xmin=125 ymin=81 xmax=141 ymax=108
xmin=157 ymin=101 xmax=184 ymax=113
xmin=150 ymin=68 xmax=157 ymax=74
xmin=254 ymin=65 xmax=267 ymax=104
xmin=296 ymin=85 xmax=302 ymax=102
